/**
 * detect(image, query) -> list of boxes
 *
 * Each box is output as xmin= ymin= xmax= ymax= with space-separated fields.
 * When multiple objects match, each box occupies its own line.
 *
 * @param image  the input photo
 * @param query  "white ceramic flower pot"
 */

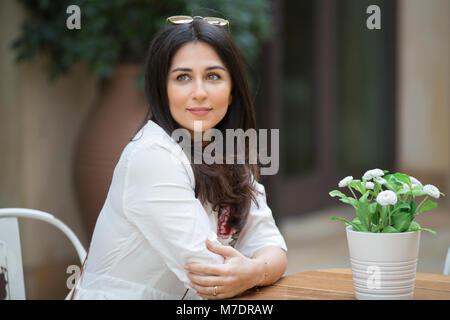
xmin=345 ymin=226 xmax=421 ymax=300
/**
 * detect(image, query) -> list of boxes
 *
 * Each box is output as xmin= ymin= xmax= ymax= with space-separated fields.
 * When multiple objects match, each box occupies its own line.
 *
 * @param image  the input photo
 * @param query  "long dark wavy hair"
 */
xmin=132 ymin=17 xmax=262 ymax=232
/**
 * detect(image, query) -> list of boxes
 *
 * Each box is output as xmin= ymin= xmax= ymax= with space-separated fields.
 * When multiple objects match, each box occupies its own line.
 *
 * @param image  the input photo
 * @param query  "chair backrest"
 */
xmin=444 ymin=246 xmax=450 ymax=275
xmin=0 ymin=217 xmax=24 ymax=299
xmin=0 ymin=208 xmax=87 ymax=300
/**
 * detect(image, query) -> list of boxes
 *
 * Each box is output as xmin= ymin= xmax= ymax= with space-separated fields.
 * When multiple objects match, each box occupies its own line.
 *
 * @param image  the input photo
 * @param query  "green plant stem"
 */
xmin=372 ymin=223 xmax=382 ymax=233
xmin=375 ymin=183 xmax=383 ymax=198
xmin=402 ymin=194 xmax=408 ymax=203
xmin=415 ymin=196 xmax=429 ymax=214
xmin=379 ymin=207 xmax=385 ymax=230
xmin=348 ymin=186 xmax=357 ymax=200
xmin=388 ymin=206 xmax=391 ymax=226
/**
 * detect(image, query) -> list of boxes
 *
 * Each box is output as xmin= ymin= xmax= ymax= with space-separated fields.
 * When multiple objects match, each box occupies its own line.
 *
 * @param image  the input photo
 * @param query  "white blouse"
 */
xmin=67 ymin=119 xmax=287 ymax=300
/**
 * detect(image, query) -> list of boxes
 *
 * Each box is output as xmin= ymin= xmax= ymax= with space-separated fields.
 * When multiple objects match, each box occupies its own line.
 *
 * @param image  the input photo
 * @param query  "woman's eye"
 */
xmin=176 ymin=73 xmax=220 ymax=81
xmin=207 ymin=73 xmax=220 ymax=80
xmin=176 ymin=74 xmax=190 ymax=81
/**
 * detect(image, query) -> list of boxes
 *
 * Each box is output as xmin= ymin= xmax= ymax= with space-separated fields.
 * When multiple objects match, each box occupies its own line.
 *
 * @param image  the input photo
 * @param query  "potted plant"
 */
xmin=11 ymin=0 xmax=273 ymax=237
xmin=330 ymin=169 xmax=446 ymax=300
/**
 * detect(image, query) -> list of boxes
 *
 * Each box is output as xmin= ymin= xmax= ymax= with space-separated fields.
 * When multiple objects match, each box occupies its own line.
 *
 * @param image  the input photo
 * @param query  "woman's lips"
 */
xmin=188 ymin=108 xmax=212 ymax=116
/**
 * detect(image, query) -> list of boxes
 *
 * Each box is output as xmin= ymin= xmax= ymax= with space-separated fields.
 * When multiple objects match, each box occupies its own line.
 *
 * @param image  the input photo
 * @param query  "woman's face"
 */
xmin=167 ymin=41 xmax=232 ymax=138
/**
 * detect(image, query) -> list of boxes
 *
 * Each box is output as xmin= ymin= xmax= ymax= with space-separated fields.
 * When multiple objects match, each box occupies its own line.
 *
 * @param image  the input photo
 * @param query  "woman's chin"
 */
xmin=187 ymin=120 xmax=215 ymax=132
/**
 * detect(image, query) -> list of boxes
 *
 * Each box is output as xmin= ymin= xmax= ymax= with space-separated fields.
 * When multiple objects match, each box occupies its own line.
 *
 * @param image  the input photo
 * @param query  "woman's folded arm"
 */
xmin=123 ymin=142 xmax=224 ymax=286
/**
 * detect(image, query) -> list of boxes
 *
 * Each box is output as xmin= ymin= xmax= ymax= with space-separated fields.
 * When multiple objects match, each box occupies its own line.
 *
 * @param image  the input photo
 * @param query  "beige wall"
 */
xmin=0 ymin=0 xmax=96 ymax=298
xmin=397 ymin=0 xmax=450 ymax=193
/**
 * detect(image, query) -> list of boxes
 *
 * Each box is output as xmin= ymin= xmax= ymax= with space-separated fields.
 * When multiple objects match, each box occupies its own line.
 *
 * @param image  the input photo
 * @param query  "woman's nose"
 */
xmin=192 ymin=79 xmax=207 ymax=100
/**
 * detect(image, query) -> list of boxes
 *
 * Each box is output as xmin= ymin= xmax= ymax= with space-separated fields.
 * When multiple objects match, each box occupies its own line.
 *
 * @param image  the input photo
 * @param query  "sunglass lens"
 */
xmin=168 ymin=16 xmax=193 ymax=24
xmin=204 ymin=17 xmax=228 ymax=27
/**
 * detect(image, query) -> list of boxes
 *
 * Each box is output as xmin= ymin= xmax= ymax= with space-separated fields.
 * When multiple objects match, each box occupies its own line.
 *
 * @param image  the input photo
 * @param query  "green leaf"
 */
xmin=410 ymin=200 xmax=417 ymax=216
xmin=355 ymin=209 xmax=369 ymax=232
xmin=385 ymin=174 xmax=401 ymax=188
xmin=419 ymin=228 xmax=437 ymax=235
xmin=384 ymin=174 xmax=405 ymax=192
xmin=351 ymin=218 xmax=365 ymax=231
xmin=339 ymin=197 xmax=359 ymax=209
xmin=369 ymin=203 xmax=379 ymax=227
xmin=392 ymin=212 xmax=413 ymax=232
xmin=329 ymin=190 xmax=346 ymax=198
xmin=359 ymin=190 xmax=370 ymax=203
xmin=406 ymin=221 xmax=436 ymax=234
xmin=390 ymin=203 xmax=411 ymax=216
xmin=393 ymin=173 xmax=411 ymax=186
xmin=380 ymin=205 xmax=387 ymax=227
xmin=382 ymin=226 xmax=399 ymax=233
xmin=407 ymin=221 xmax=421 ymax=232
xmin=331 ymin=216 xmax=362 ymax=231
xmin=417 ymin=199 xmax=438 ymax=214
xmin=412 ymin=187 xmax=426 ymax=197
xmin=397 ymin=188 xmax=412 ymax=195
xmin=354 ymin=191 xmax=370 ymax=230
xmin=348 ymin=180 xmax=364 ymax=194
xmin=372 ymin=223 xmax=383 ymax=233
xmin=387 ymin=182 xmax=400 ymax=192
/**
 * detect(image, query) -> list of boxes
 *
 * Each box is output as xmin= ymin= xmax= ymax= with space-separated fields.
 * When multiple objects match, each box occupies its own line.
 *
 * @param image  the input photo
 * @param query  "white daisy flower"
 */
xmin=339 ymin=176 xmax=353 ymax=188
xmin=409 ymin=176 xmax=422 ymax=187
xmin=374 ymin=177 xmax=387 ymax=185
xmin=376 ymin=190 xmax=398 ymax=206
xmin=403 ymin=183 xmax=410 ymax=191
xmin=363 ymin=169 xmax=384 ymax=181
xmin=423 ymin=184 xmax=440 ymax=199
xmin=365 ymin=182 xmax=375 ymax=190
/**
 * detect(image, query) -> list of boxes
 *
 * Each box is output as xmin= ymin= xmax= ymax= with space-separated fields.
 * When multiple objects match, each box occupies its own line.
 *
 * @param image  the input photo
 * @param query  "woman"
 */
xmin=69 ymin=16 xmax=287 ymax=300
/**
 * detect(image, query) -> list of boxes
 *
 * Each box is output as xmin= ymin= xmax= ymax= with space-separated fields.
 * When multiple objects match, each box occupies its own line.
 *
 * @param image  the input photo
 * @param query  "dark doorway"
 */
xmin=256 ymin=0 xmax=396 ymax=220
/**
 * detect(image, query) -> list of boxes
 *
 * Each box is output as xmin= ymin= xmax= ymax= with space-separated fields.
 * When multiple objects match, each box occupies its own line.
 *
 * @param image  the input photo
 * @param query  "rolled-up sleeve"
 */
xmin=123 ymin=142 xmax=224 ymax=286
xmin=235 ymin=181 xmax=288 ymax=258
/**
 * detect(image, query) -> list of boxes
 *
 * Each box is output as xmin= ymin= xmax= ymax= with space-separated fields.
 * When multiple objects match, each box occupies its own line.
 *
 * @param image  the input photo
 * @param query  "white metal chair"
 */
xmin=0 ymin=208 xmax=86 ymax=299
xmin=444 ymin=246 xmax=450 ymax=275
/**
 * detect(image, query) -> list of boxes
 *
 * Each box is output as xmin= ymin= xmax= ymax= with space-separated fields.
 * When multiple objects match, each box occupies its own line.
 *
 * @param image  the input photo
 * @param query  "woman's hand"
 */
xmin=185 ymin=239 xmax=262 ymax=299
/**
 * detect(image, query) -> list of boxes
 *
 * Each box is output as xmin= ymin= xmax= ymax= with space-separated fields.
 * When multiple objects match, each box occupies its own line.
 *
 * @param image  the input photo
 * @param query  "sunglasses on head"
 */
xmin=166 ymin=15 xmax=230 ymax=32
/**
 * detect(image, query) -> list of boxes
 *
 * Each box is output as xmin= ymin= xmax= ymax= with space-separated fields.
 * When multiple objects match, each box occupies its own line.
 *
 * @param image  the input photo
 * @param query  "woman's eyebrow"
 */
xmin=171 ymin=65 xmax=226 ymax=73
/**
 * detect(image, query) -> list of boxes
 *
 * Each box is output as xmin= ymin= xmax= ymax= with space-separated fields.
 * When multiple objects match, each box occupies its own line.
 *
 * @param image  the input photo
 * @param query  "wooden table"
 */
xmin=235 ymin=268 xmax=450 ymax=300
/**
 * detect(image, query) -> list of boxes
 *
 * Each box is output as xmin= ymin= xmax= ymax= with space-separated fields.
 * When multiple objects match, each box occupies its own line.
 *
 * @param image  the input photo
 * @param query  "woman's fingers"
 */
xmin=189 ymin=281 xmax=225 ymax=299
xmin=187 ymin=272 xmax=225 ymax=287
xmin=206 ymin=239 xmax=238 ymax=258
xmin=185 ymin=262 xmax=227 ymax=276
xmin=197 ymin=292 xmax=223 ymax=300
